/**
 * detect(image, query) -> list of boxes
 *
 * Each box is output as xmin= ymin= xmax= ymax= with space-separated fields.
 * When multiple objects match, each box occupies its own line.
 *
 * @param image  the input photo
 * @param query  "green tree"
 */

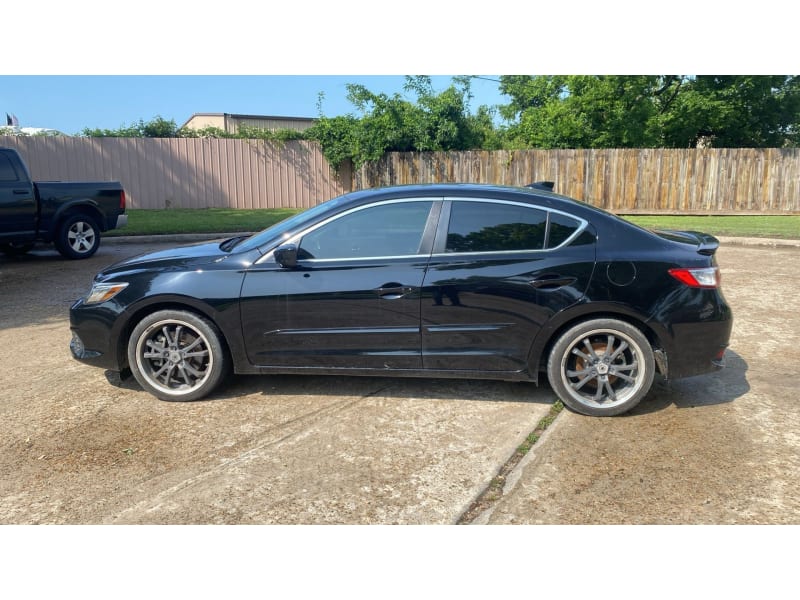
xmin=499 ymin=75 xmax=800 ymax=149
xmin=500 ymin=75 xmax=667 ymax=148
xmin=81 ymin=116 xmax=308 ymax=142
xmin=81 ymin=115 xmax=181 ymax=137
xmin=657 ymin=76 xmax=800 ymax=147
xmin=308 ymin=76 xmax=497 ymax=168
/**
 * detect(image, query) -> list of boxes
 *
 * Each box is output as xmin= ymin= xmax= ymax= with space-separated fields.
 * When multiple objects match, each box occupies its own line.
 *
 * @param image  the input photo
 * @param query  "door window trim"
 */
xmin=257 ymin=197 xmax=442 ymax=264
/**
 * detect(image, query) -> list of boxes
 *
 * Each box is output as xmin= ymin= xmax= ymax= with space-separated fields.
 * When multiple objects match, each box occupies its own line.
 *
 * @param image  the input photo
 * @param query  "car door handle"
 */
xmin=13 ymin=189 xmax=31 ymax=195
xmin=375 ymin=284 xmax=415 ymax=299
xmin=529 ymin=274 xmax=577 ymax=289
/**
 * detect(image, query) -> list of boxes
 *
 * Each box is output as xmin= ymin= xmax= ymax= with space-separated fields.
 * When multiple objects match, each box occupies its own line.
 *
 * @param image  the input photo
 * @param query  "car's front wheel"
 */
xmin=547 ymin=318 xmax=655 ymax=417
xmin=127 ymin=310 xmax=230 ymax=402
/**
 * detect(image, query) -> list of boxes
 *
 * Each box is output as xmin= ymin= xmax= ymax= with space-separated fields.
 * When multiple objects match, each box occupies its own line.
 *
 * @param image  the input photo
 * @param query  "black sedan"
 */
xmin=70 ymin=183 xmax=733 ymax=416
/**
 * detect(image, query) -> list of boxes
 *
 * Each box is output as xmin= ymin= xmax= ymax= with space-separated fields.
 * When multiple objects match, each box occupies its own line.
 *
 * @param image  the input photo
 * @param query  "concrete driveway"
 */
xmin=0 ymin=240 xmax=798 ymax=524
xmin=0 ymin=240 xmax=552 ymax=524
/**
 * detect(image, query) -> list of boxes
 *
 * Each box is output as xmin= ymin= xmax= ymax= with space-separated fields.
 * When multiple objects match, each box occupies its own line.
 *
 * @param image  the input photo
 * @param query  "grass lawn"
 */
xmin=623 ymin=215 xmax=800 ymax=239
xmin=106 ymin=208 xmax=301 ymax=236
xmin=108 ymin=208 xmax=800 ymax=240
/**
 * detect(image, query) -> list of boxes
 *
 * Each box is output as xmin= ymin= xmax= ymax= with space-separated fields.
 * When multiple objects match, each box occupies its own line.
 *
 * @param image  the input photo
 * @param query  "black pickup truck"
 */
xmin=0 ymin=147 xmax=128 ymax=259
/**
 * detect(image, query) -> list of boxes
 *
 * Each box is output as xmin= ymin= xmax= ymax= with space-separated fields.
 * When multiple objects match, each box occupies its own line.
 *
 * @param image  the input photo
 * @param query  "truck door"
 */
xmin=0 ymin=150 xmax=36 ymax=240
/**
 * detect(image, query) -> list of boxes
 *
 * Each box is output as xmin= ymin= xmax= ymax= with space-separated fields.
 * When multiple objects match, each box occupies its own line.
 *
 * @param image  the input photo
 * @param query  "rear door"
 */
xmin=421 ymin=198 xmax=596 ymax=372
xmin=0 ymin=150 xmax=36 ymax=240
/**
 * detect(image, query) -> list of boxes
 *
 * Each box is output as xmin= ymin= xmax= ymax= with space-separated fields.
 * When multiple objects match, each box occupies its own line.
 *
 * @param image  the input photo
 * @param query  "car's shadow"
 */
xmin=107 ymin=369 xmax=554 ymax=406
xmin=628 ymin=350 xmax=749 ymax=416
xmin=107 ymin=350 xmax=749 ymax=414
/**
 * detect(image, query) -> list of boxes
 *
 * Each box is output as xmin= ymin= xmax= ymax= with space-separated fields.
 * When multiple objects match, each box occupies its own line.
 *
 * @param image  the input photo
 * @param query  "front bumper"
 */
xmin=69 ymin=298 xmax=123 ymax=370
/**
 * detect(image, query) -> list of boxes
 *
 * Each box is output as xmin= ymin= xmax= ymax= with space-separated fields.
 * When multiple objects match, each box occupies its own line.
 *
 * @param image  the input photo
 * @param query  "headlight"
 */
xmin=84 ymin=282 xmax=129 ymax=305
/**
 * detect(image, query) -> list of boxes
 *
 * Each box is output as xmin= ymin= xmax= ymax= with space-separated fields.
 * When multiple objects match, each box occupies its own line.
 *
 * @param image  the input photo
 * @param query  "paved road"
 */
xmin=0 ymin=241 xmax=798 ymax=524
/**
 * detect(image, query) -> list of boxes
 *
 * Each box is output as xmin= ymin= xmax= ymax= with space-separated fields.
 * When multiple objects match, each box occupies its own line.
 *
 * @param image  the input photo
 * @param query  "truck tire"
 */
xmin=55 ymin=214 xmax=100 ymax=259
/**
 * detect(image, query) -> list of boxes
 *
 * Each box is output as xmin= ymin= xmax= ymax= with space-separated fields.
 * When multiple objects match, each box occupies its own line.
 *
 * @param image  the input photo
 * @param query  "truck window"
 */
xmin=0 ymin=154 xmax=20 ymax=182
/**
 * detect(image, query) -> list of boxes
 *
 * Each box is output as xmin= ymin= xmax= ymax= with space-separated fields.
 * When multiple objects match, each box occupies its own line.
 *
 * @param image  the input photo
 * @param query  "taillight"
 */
xmin=668 ymin=267 xmax=720 ymax=288
xmin=120 ymin=190 xmax=126 ymax=211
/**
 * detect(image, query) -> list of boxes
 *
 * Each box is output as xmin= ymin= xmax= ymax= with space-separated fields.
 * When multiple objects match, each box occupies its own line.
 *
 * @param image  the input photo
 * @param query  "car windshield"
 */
xmin=231 ymin=195 xmax=348 ymax=253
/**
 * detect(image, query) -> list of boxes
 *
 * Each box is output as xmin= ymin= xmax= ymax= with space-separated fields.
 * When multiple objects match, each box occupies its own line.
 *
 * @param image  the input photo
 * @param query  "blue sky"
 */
xmin=0 ymin=75 xmax=508 ymax=135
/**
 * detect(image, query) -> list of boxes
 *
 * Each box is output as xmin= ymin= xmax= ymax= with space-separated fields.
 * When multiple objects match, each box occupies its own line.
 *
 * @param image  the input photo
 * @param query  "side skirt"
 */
xmin=235 ymin=364 xmax=538 ymax=384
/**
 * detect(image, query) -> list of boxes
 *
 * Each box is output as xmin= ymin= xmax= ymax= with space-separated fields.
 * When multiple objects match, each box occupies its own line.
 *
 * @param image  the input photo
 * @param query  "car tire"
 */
xmin=55 ymin=214 xmax=100 ymax=259
xmin=127 ymin=310 xmax=230 ymax=402
xmin=547 ymin=318 xmax=655 ymax=417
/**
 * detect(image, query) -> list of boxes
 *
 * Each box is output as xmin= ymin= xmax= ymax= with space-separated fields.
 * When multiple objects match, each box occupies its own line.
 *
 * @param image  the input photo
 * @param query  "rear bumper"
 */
xmin=663 ymin=318 xmax=733 ymax=380
xmin=104 ymin=213 xmax=127 ymax=231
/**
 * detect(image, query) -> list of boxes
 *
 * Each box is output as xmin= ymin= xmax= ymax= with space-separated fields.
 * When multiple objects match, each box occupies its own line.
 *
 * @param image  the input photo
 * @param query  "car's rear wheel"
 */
xmin=127 ymin=310 xmax=229 ymax=402
xmin=55 ymin=214 xmax=101 ymax=259
xmin=547 ymin=318 xmax=655 ymax=417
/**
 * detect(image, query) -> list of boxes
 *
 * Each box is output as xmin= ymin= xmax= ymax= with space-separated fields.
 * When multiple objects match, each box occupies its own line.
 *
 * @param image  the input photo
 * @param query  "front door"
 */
xmin=240 ymin=199 xmax=438 ymax=369
xmin=0 ymin=152 xmax=36 ymax=240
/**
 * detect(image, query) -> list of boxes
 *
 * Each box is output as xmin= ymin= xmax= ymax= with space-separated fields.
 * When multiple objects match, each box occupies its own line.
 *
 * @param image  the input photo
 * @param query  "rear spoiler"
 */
xmin=526 ymin=181 xmax=555 ymax=191
xmin=653 ymin=229 xmax=720 ymax=256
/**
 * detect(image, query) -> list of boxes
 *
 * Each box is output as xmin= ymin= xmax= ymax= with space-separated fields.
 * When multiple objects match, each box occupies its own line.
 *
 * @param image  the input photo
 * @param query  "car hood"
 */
xmin=97 ymin=239 xmax=234 ymax=278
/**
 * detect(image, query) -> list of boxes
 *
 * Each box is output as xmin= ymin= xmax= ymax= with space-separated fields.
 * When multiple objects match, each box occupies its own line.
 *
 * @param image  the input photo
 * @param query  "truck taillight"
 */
xmin=668 ymin=267 xmax=721 ymax=288
xmin=120 ymin=190 xmax=126 ymax=210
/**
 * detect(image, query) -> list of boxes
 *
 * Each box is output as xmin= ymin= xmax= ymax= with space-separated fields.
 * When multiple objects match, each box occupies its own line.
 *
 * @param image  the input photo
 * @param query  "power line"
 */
xmin=469 ymin=76 xmax=502 ymax=83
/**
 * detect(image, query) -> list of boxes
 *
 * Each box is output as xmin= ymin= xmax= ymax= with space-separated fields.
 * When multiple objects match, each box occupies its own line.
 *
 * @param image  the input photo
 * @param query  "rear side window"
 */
xmin=446 ymin=201 xmax=547 ymax=252
xmin=547 ymin=212 xmax=582 ymax=248
xmin=0 ymin=153 xmax=20 ymax=182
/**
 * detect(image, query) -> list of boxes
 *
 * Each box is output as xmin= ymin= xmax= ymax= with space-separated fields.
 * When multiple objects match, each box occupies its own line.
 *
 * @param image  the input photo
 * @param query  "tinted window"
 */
xmin=0 ymin=154 xmax=19 ymax=182
xmin=299 ymin=201 xmax=433 ymax=259
xmin=547 ymin=212 xmax=582 ymax=248
xmin=446 ymin=201 xmax=547 ymax=252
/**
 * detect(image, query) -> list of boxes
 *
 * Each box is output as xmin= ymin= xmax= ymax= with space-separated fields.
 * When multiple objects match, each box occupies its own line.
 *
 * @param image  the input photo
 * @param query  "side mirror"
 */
xmin=273 ymin=244 xmax=298 ymax=268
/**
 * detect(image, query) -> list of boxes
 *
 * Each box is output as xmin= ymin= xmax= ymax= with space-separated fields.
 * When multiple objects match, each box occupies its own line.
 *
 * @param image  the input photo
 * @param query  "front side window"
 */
xmin=299 ymin=201 xmax=433 ymax=260
xmin=446 ymin=201 xmax=548 ymax=253
xmin=0 ymin=154 xmax=20 ymax=182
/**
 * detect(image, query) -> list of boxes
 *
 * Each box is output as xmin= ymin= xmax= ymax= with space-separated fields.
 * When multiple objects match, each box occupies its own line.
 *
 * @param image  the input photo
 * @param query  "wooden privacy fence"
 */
xmin=0 ymin=136 xmax=350 ymax=210
xmin=2 ymin=136 xmax=799 ymax=213
xmin=356 ymin=148 xmax=800 ymax=214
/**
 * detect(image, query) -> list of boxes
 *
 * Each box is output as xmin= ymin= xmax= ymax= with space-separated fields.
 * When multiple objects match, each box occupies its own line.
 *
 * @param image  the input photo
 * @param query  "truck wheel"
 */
xmin=55 ymin=214 xmax=100 ymax=259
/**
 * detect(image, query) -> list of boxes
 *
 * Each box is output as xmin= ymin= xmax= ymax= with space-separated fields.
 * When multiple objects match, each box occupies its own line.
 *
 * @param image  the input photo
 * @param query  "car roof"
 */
xmin=336 ymin=182 xmax=613 ymax=221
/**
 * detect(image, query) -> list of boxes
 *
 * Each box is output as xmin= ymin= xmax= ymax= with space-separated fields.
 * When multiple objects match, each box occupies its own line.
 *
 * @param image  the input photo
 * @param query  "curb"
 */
xmin=717 ymin=236 xmax=800 ymax=248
